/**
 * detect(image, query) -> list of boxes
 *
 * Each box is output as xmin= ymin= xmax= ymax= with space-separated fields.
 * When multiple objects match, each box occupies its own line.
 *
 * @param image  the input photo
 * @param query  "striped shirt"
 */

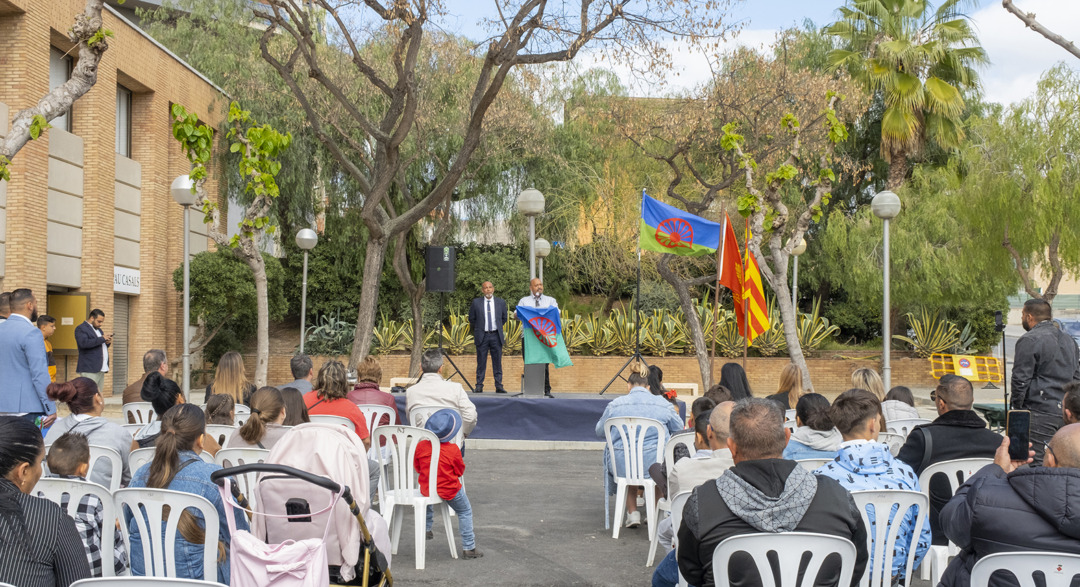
xmin=0 ymin=478 xmax=90 ymax=587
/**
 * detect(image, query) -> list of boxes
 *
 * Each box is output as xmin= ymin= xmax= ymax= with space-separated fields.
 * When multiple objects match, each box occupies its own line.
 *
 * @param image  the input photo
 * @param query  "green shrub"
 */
xmin=798 ymin=297 xmax=840 ymax=352
xmin=303 ymin=310 xmax=354 ymax=357
xmin=894 ymin=307 xmax=960 ymax=358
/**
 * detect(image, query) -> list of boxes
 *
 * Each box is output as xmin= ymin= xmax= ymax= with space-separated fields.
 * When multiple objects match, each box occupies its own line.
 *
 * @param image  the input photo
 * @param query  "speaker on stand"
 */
xmin=424 ymin=246 xmax=472 ymax=391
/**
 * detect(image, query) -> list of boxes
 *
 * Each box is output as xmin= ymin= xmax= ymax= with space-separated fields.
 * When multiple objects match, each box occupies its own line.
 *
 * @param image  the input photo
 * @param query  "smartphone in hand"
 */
xmin=1006 ymin=410 xmax=1031 ymax=461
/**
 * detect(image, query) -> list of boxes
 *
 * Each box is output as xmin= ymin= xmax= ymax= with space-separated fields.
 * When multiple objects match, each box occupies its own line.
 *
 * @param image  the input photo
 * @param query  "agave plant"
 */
xmin=953 ymin=321 xmax=976 ymax=354
xmin=604 ymin=307 xmax=638 ymax=356
xmin=586 ymin=314 xmax=618 ymax=356
xmin=797 ymin=297 xmax=840 ymax=352
xmin=715 ymin=311 xmax=745 ymax=359
xmin=371 ymin=314 xmax=410 ymax=355
xmin=440 ymin=313 xmax=474 ymax=355
xmin=690 ymin=299 xmax=718 ymax=354
xmin=563 ymin=314 xmax=590 ymax=354
xmin=302 ymin=310 xmax=354 ymax=356
xmin=751 ymin=299 xmax=787 ymax=357
xmin=641 ymin=309 xmax=689 ymax=357
xmin=502 ymin=319 xmax=523 ymax=355
xmin=894 ymin=307 xmax=960 ymax=359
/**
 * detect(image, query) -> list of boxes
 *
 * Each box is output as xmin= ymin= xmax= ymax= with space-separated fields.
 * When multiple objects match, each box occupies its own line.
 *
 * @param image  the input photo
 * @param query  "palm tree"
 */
xmin=826 ymin=0 xmax=987 ymax=189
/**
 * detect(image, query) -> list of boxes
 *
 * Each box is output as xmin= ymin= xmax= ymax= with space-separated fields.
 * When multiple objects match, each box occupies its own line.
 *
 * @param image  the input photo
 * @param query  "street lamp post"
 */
xmin=516 ymin=188 xmax=545 ymax=280
xmin=871 ymin=190 xmax=901 ymax=390
xmin=295 ymin=228 xmax=318 ymax=354
xmin=791 ymin=238 xmax=807 ymax=311
xmin=534 ymin=238 xmax=551 ymax=282
xmin=170 ymin=175 xmax=197 ymax=400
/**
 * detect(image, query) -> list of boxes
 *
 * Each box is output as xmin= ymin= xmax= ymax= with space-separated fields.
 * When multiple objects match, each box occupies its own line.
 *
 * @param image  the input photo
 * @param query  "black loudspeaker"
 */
xmin=425 ymin=245 xmax=456 ymax=292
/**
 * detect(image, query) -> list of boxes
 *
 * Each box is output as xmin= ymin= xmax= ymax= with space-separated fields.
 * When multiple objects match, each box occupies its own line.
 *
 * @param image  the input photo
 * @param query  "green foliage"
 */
xmin=797 ymin=297 xmax=840 ymax=352
xmin=563 ymin=315 xmax=589 ymax=355
xmin=28 ymin=115 xmax=50 ymax=140
xmin=303 ymin=311 xmax=355 ymax=357
xmin=86 ymin=28 xmax=114 ymax=48
xmin=894 ymin=307 xmax=961 ymax=359
xmin=0 ymin=156 xmax=10 ymax=182
xmin=751 ymin=300 xmax=787 ymax=357
xmin=440 ymin=314 xmax=474 ymax=355
xmin=171 ymin=103 xmax=214 ymax=183
xmin=450 ymin=244 xmax=533 ymax=312
xmin=370 ymin=314 xmax=410 ymax=356
xmin=586 ymin=314 xmax=618 ymax=356
xmin=604 ymin=308 xmax=638 ymax=356
xmin=714 ymin=311 xmax=745 ymax=359
xmin=955 ymin=322 xmax=976 ymax=355
xmin=640 ymin=310 xmax=689 ymax=357
xmin=502 ymin=319 xmax=523 ymax=355
xmin=635 ymin=280 xmax=681 ymax=313
xmin=173 ymin=249 xmax=286 ymax=363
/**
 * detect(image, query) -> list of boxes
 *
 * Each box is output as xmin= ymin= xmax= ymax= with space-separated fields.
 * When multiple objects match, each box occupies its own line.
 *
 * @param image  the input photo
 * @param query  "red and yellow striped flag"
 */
xmin=742 ymin=238 xmax=770 ymax=343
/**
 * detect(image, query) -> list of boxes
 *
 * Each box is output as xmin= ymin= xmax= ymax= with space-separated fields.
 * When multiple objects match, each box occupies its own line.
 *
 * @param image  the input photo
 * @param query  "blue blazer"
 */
xmin=468 ymin=296 xmax=507 ymax=345
xmin=0 ymin=316 xmax=55 ymax=414
xmin=74 ymin=321 xmax=109 ymax=374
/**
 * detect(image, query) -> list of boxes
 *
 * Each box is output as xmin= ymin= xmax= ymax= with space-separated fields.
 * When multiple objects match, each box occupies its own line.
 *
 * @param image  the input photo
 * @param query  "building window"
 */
xmin=116 ymin=85 xmax=132 ymax=157
xmin=49 ymin=48 xmax=73 ymax=132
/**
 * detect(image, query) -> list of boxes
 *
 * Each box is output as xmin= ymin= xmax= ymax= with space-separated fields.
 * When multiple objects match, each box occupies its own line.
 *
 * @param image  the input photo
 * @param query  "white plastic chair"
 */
xmin=917 ymin=457 xmax=994 ymax=584
xmin=712 ymin=532 xmax=857 ymax=587
xmin=232 ymin=405 xmax=250 ymax=427
xmin=796 ymin=458 xmax=833 ymax=472
xmin=34 ymin=477 xmax=119 ymax=576
xmin=647 ymin=487 xmax=692 ymax=567
xmin=128 ymin=448 xmax=155 ymax=473
xmin=113 ymin=487 xmax=219 ymax=581
xmin=784 ymin=420 xmax=798 ymax=433
xmin=234 ymin=404 xmax=250 ymax=415
xmin=663 ymin=431 xmax=697 ymax=472
xmin=408 ymin=406 xmax=464 ymax=447
xmin=879 ymin=432 xmax=906 ymax=456
xmin=123 ymin=402 xmax=156 ymax=425
xmin=886 ymin=418 xmax=931 ymax=437
xmin=372 ymin=425 xmax=456 ymax=570
xmin=670 ymin=490 xmax=693 ymax=587
xmin=786 ymin=409 xmax=797 ymax=421
xmin=122 ymin=423 xmax=145 ymax=437
xmin=602 ymin=416 xmax=668 ymax=539
xmin=204 ymin=424 xmax=236 ymax=447
xmin=970 ymin=552 xmax=1080 ymax=587
xmin=851 ymin=490 xmax=929 ymax=587
xmin=308 ymin=414 xmax=353 ymax=428
xmin=214 ymin=448 xmax=269 ymax=509
xmin=357 ymin=404 xmax=397 ymax=438
xmin=71 ymin=578 xmax=224 ymax=586
xmin=85 ymin=444 xmax=124 ymax=492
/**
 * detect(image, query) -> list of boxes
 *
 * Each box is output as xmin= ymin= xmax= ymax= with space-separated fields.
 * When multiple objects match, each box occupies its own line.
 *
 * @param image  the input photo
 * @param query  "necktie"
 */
xmin=535 ymin=296 xmax=541 ymax=307
xmin=486 ymin=299 xmax=493 ymax=331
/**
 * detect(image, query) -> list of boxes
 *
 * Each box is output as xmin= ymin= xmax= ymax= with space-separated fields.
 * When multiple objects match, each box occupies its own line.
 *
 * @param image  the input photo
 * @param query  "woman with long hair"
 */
xmin=45 ymin=377 xmax=136 ymax=487
xmin=279 ymin=387 xmax=310 ymax=426
xmin=126 ymin=404 xmax=247 ymax=584
xmin=136 ymin=372 xmax=221 ymax=455
xmin=0 ymin=416 xmax=90 ymax=586
xmin=783 ymin=393 xmax=842 ymax=460
xmin=226 ymin=387 xmax=288 ymax=450
xmin=766 ymin=363 xmax=804 ymax=410
xmin=204 ymin=351 xmax=256 ymax=405
xmin=852 ymin=367 xmax=886 ymax=401
xmin=719 ymin=362 xmax=753 ymax=400
xmin=304 ymin=360 xmax=370 ymax=447
xmin=648 ymin=365 xmax=679 ymax=410
xmin=203 ymin=394 xmax=235 ymax=426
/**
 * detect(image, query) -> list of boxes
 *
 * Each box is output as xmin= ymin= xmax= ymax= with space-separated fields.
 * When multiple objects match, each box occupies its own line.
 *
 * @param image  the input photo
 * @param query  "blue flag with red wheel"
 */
xmin=516 ymin=306 xmax=574 ymax=368
xmin=639 ymin=191 xmax=721 ymax=256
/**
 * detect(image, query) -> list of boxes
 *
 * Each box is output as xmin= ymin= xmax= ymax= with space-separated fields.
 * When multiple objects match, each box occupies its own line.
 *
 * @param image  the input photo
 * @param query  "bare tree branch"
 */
xmin=1002 ymin=0 xmax=1080 ymax=60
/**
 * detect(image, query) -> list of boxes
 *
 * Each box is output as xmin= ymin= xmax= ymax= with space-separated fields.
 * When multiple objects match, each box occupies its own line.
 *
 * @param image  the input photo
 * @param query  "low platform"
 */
xmin=394 ymin=392 xmax=686 ymax=442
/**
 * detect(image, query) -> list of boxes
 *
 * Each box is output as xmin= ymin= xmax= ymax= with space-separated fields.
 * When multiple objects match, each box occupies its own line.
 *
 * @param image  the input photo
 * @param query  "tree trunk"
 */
xmin=601 ymin=282 xmax=623 ymax=315
xmin=348 ymin=234 xmax=390 ymax=368
xmin=243 ymin=250 xmax=270 ymax=387
xmin=656 ymin=256 xmax=712 ymax=389
xmin=886 ymin=148 xmax=909 ymax=191
xmin=408 ymin=297 xmax=424 ymax=377
xmin=755 ymin=244 xmax=814 ymax=392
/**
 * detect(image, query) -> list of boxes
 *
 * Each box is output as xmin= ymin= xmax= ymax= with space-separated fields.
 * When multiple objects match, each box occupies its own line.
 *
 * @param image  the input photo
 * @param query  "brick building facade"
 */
xmin=0 ymin=0 xmax=225 ymax=395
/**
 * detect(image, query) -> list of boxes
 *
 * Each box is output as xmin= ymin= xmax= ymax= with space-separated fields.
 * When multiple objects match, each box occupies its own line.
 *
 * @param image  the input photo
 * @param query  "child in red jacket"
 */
xmin=414 ymin=408 xmax=482 ymax=559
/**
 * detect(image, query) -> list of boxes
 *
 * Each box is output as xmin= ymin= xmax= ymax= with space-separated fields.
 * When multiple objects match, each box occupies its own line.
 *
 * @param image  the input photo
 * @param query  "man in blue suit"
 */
xmin=74 ymin=308 xmax=112 ymax=390
xmin=0 ymin=288 xmax=55 ymax=426
xmin=468 ymin=281 xmax=507 ymax=394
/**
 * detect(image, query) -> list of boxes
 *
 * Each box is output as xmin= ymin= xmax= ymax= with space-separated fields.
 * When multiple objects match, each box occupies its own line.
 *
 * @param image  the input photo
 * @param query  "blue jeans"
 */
xmin=653 ymin=549 xmax=686 ymax=587
xmin=425 ymin=487 xmax=475 ymax=550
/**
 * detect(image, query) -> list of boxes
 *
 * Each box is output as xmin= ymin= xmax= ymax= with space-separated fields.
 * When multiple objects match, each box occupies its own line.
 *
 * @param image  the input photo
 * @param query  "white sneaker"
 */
xmin=624 ymin=510 xmax=642 ymax=528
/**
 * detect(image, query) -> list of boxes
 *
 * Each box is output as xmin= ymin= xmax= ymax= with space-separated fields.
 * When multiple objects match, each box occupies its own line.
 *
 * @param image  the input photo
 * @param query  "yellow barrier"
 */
xmin=929 ymin=354 xmax=1002 ymax=382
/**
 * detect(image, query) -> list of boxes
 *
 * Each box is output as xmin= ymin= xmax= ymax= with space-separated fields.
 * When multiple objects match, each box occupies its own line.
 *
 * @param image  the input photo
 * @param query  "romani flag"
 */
xmin=717 ymin=213 xmax=746 ymax=335
xmin=639 ymin=192 xmax=721 ymax=257
xmin=516 ymin=306 xmax=573 ymax=368
xmin=742 ymin=233 xmax=770 ymax=343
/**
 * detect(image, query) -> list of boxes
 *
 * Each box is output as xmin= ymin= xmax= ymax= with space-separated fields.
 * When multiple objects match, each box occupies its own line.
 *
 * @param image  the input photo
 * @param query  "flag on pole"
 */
xmin=717 ymin=213 xmax=746 ymax=334
xmin=639 ymin=192 xmax=721 ymax=257
xmin=743 ymin=236 xmax=770 ymax=343
xmin=516 ymin=306 xmax=574 ymax=368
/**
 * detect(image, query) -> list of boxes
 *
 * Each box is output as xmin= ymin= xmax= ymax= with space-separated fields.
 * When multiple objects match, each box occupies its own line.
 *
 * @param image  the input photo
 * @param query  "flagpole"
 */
xmin=711 ymin=217 xmax=723 ymax=388
xmin=743 ymin=217 xmax=750 ymax=371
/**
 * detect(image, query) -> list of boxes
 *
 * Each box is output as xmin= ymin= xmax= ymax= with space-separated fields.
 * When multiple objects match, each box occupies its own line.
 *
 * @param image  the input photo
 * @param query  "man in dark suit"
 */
xmin=468 ymin=281 xmax=507 ymax=393
xmin=74 ymin=308 xmax=112 ymax=391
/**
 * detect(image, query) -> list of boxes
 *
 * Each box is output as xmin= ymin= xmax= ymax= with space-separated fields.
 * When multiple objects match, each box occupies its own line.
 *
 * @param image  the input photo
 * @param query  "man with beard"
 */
xmin=0 ymin=288 xmax=56 ymax=426
xmin=1012 ymin=298 xmax=1080 ymax=464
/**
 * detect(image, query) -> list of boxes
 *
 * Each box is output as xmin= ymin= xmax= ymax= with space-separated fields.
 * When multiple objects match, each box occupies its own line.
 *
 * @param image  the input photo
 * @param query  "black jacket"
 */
xmin=1011 ymin=320 xmax=1080 ymax=414
xmin=940 ymin=464 xmax=1080 ymax=587
xmin=896 ymin=410 xmax=1001 ymax=545
xmin=677 ymin=459 xmax=868 ymax=587
xmin=74 ymin=321 xmax=109 ymax=374
xmin=0 ymin=478 xmax=90 ymax=587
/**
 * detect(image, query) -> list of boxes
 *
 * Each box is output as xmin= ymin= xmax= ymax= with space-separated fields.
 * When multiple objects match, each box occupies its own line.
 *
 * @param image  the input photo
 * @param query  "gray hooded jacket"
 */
xmin=44 ymin=415 xmax=133 ymax=487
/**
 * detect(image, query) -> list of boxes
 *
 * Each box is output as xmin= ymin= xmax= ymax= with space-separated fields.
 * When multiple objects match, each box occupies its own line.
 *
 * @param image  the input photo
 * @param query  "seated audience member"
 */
xmin=719 ymin=363 xmax=753 ymax=400
xmin=282 ymin=353 xmax=314 ymax=394
xmin=303 ymin=360 xmax=371 ymax=448
xmin=136 ymin=372 xmax=221 ymax=455
xmin=882 ymin=385 xmax=921 ymax=422
xmin=406 ymin=350 xmax=478 ymax=435
xmin=896 ymin=375 xmax=1001 ymax=545
xmin=45 ymin=377 xmax=135 ymax=488
xmin=1064 ymin=381 xmax=1080 ymax=425
xmin=0 ymin=416 xmax=90 ymax=586
xmin=852 ymin=367 xmax=886 ymax=400
xmin=939 ymin=426 xmax=1079 ymax=587
xmin=650 ymin=397 xmax=716 ymax=497
xmin=815 ymin=389 xmax=930 ymax=583
xmin=123 ymin=349 xmax=168 ymax=405
xmin=45 ymin=432 xmax=128 ymax=577
xmin=225 ymin=387 xmax=289 ymax=450
xmin=596 ymin=362 xmax=684 ymax=529
xmin=765 ymin=363 xmax=803 ymax=410
xmin=415 ymin=408 xmax=482 ymax=559
xmin=783 ymin=393 xmax=841 ymax=461
xmin=347 ymin=356 xmax=405 ymax=427
xmin=279 ymin=387 xmax=310 ymax=426
xmin=204 ymin=393 xmax=236 ymax=426
xmin=649 ymin=365 xmax=680 ymax=412
xmin=653 ymin=403 xmax=737 ymax=587
xmin=127 ymin=404 xmax=248 ymax=584
xmin=703 ymin=384 xmax=733 ymax=405
xmin=677 ymin=398 xmax=867 ymax=587
xmin=203 ymin=350 xmax=256 ymax=406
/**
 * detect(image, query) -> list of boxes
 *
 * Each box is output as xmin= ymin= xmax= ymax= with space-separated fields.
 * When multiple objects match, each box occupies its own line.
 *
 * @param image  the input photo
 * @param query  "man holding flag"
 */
xmin=517 ymin=278 xmax=570 ymax=397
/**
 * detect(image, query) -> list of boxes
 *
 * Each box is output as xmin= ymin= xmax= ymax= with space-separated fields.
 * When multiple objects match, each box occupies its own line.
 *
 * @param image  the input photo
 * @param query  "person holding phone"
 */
xmin=1011 ymin=299 xmax=1080 ymax=465
xmin=938 ymin=425 xmax=1080 ymax=587
xmin=74 ymin=309 xmax=113 ymax=392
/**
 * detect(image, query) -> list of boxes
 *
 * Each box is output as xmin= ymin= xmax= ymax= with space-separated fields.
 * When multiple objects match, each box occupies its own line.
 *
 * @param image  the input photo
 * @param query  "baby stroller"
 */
xmin=213 ymin=423 xmax=392 ymax=586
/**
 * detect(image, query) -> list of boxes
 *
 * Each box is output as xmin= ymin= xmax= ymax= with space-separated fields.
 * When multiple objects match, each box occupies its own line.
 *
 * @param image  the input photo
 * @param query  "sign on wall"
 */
xmin=114 ymin=266 xmax=140 ymax=295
